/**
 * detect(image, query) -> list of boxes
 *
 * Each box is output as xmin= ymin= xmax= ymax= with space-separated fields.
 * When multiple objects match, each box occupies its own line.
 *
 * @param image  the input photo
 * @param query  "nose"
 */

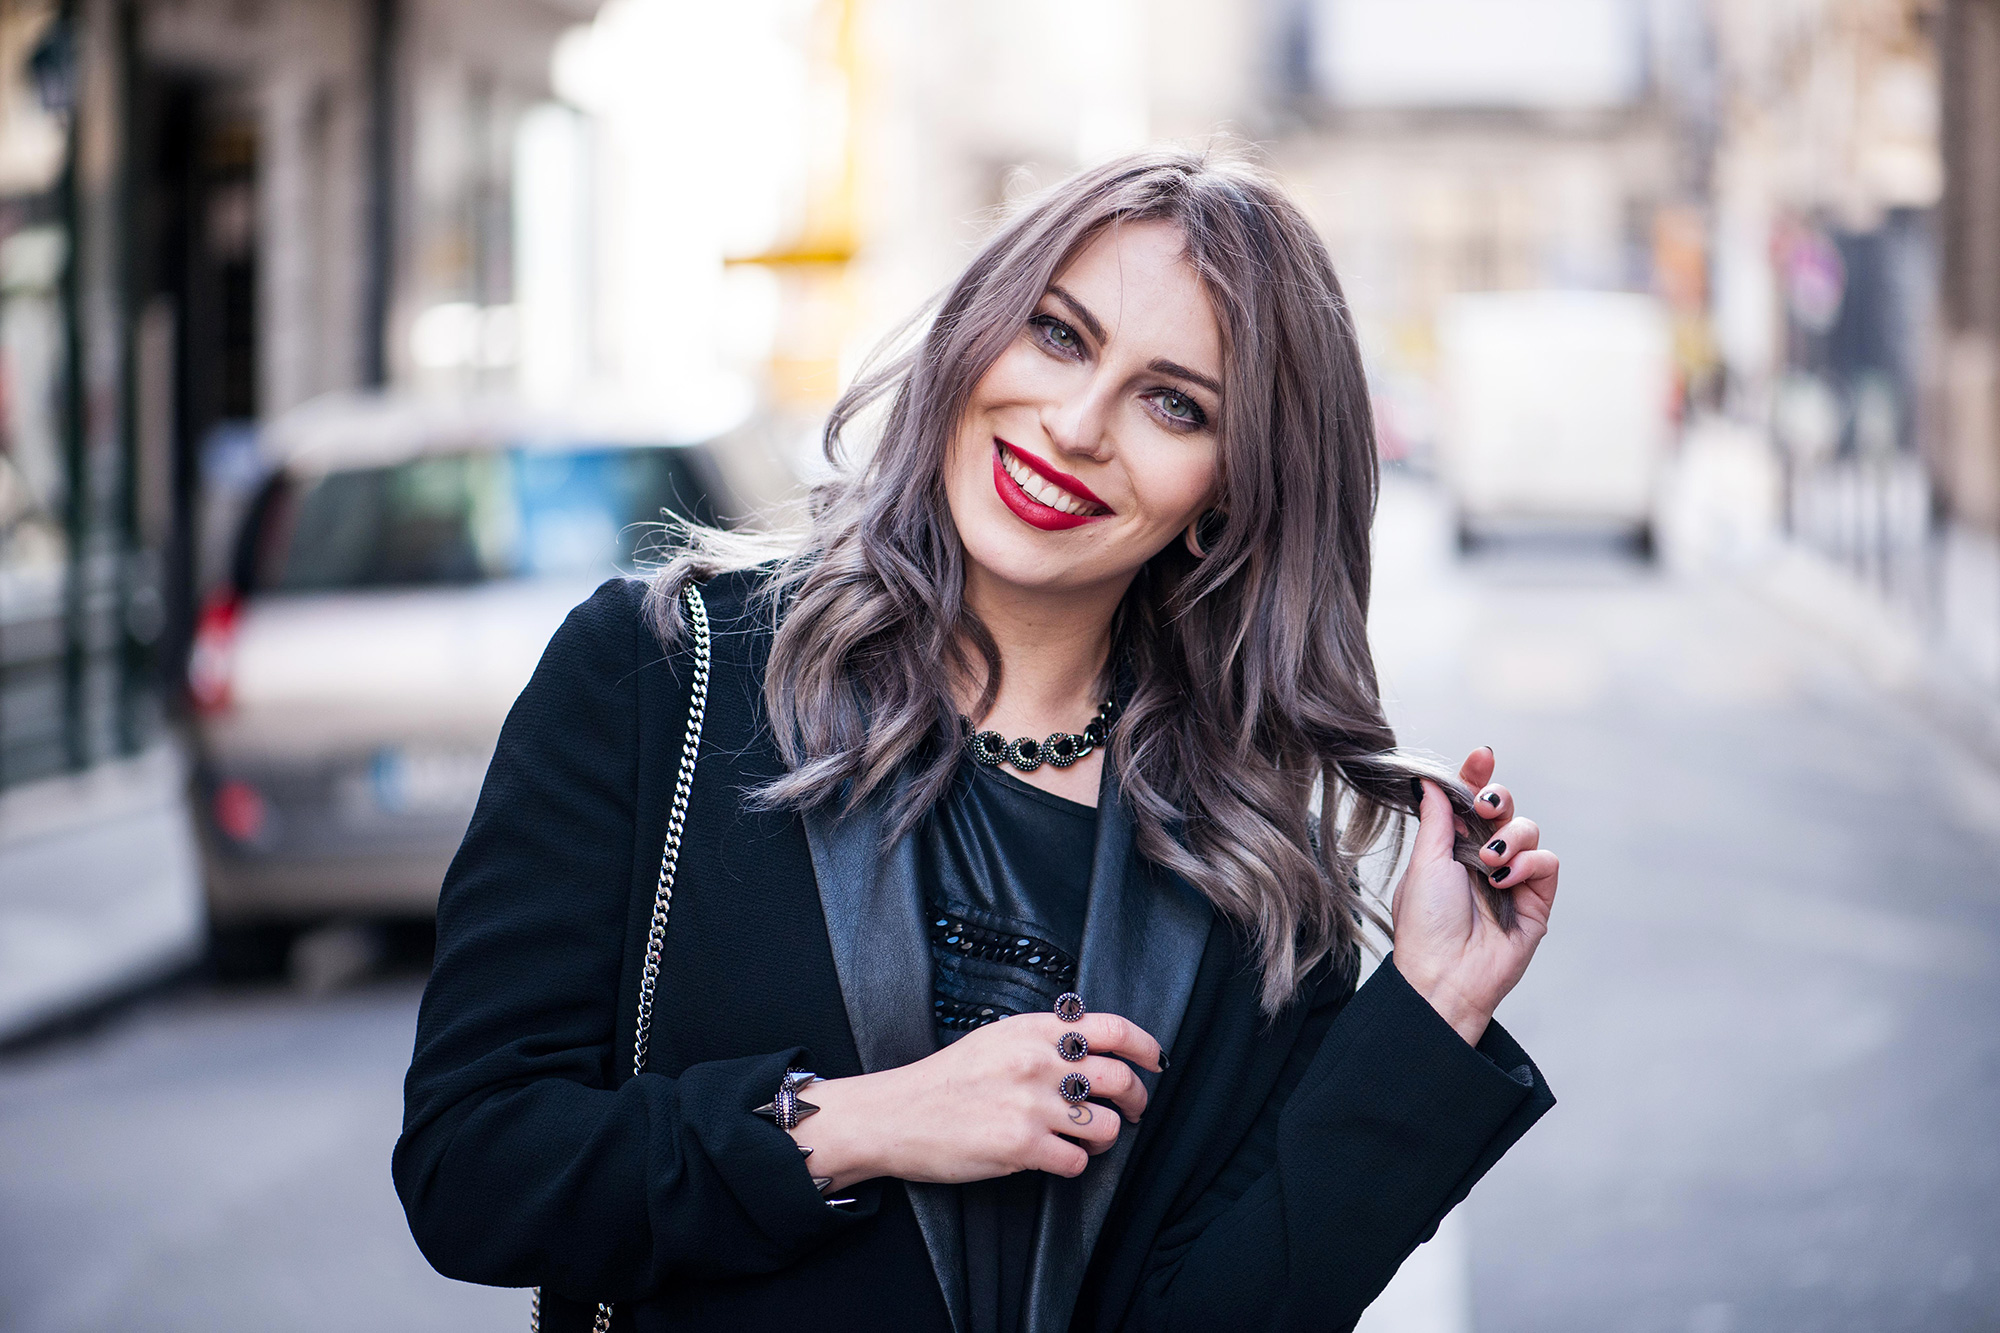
xmin=1039 ymin=372 xmax=1117 ymax=463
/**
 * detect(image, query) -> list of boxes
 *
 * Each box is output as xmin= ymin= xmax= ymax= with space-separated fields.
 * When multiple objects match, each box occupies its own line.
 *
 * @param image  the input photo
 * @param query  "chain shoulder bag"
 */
xmin=531 ymin=582 xmax=711 ymax=1333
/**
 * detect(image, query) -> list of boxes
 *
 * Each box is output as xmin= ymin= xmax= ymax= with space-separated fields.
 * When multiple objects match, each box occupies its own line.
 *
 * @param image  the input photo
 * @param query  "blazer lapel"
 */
xmin=802 ymin=790 xmax=968 ymax=1333
xmin=1022 ymin=758 xmax=1213 ymax=1333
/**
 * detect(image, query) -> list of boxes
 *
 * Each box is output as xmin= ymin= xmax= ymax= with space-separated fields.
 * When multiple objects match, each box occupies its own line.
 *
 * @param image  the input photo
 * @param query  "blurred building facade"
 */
xmin=4 ymin=0 xmax=1999 ymax=809
xmin=1941 ymin=0 xmax=2000 ymax=533
xmin=1705 ymin=0 xmax=1944 ymax=607
xmin=1263 ymin=0 xmax=1703 ymax=463
xmin=0 ymin=0 xmax=587 ymax=796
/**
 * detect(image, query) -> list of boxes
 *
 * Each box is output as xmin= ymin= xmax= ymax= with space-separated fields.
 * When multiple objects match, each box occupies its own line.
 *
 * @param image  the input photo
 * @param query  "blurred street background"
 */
xmin=0 ymin=0 xmax=1997 ymax=1330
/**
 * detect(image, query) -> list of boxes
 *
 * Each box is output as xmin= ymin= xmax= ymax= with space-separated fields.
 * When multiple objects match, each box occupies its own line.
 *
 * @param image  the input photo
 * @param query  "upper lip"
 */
xmin=995 ymin=439 xmax=1110 ymax=511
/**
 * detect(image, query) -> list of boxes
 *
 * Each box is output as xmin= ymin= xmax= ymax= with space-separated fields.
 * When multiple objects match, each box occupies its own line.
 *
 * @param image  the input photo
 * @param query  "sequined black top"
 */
xmin=918 ymin=758 xmax=1097 ymax=1333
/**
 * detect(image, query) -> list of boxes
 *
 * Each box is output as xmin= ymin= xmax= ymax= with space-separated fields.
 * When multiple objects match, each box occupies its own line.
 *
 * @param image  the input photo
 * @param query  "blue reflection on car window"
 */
xmin=519 ymin=450 xmax=636 ymax=577
xmin=272 ymin=445 xmax=706 ymax=591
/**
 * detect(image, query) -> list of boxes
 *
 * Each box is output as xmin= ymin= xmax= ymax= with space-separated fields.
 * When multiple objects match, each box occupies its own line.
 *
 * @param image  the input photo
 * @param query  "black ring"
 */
xmin=1053 ymin=992 xmax=1085 ymax=1023
xmin=1059 ymin=1072 xmax=1092 ymax=1104
xmin=1057 ymin=1031 xmax=1088 ymax=1062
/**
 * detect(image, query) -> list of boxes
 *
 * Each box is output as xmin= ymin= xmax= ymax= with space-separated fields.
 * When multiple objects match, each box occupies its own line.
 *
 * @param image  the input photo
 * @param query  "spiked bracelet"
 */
xmin=757 ymin=1068 xmax=857 ymax=1207
xmin=753 ymin=1067 xmax=822 ymax=1130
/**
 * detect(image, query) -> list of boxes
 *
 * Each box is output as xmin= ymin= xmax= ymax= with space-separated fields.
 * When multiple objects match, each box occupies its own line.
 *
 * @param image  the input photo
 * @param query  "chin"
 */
xmin=958 ymin=521 xmax=1098 ymax=592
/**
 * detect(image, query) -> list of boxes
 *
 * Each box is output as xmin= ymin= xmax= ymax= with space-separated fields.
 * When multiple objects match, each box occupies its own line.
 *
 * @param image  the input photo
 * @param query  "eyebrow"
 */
xmin=1045 ymin=284 xmax=1225 ymax=400
xmin=1149 ymin=358 xmax=1222 ymax=397
xmin=1046 ymin=285 xmax=1107 ymax=344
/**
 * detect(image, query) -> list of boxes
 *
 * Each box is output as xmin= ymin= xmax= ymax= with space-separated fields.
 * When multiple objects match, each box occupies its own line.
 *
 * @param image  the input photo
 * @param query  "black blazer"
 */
xmin=394 ymin=571 xmax=1555 ymax=1333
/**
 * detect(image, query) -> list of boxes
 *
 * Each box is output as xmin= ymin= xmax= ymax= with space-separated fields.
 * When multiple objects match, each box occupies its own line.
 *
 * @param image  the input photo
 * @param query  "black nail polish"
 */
xmin=1410 ymin=777 xmax=1425 ymax=807
xmin=1490 ymin=865 xmax=1509 ymax=882
xmin=1487 ymin=839 xmax=1506 ymax=855
xmin=1482 ymin=791 xmax=1501 ymax=807
xmin=1158 ymin=1052 xmax=1171 ymax=1071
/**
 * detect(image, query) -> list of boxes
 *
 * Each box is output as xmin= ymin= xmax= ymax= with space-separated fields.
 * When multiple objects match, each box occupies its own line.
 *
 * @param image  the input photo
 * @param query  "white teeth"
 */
xmin=999 ymin=445 xmax=1102 ymax=516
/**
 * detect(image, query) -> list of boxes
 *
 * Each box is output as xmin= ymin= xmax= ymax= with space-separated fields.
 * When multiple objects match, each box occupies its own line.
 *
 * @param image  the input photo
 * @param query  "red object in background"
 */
xmin=187 ymin=590 xmax=240 ymax=714
xmin=212 ymin=779 xmax=267 ymax=844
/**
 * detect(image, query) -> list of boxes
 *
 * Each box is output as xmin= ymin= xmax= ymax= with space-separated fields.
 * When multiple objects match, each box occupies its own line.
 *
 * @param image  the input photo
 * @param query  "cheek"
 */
xmin=970 ymin=339 xmax=1059 ymax=412
xmin=1125 ymin=438 xmax=1219 ymax=531
xmin=951 ymin=351 xmax=1021 ymax=460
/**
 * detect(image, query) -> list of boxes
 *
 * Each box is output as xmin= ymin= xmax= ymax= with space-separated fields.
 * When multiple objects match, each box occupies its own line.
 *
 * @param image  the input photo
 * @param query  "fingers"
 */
xmin=1457 ymin=745 xmax=1496 ymax=790
xmin=1052 ymin=1089 xmax=1125 ymax=1155
xmin=1477 ymin=816 xmax=1540 ymax=868
xmin=1070 ymin=1053 xmax=1148 ymax=1123
xmin=1496 ymin=848 xmax=1559 ymax=921
xmin=1058 ymin=1012 xmax=1164 ymax=1073
xmin=1409 ymin=778 xmax=1456 ymax=864
xmin=1025 ymin=1134 xmax=1091 ymax=1178
xmin=1473 ymin=781 xmax=1512 ymax=823
xmin=1486 ymin=846 xmax=1556 ymax=893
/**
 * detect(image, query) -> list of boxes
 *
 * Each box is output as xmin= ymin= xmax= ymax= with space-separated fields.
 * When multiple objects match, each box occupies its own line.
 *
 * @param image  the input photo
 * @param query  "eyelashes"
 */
xmin=1028 ymin=313 xmax=1083 ymax=357
xmin=1024 ymin=313 xmax=1212 ymax=432
xmin=1149 ymin=389 xmax=1207 ymax=429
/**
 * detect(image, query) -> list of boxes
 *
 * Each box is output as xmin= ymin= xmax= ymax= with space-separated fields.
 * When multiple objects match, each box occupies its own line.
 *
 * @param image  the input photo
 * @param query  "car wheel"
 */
xmin=208 ymin=921 xmax=297 ymax=982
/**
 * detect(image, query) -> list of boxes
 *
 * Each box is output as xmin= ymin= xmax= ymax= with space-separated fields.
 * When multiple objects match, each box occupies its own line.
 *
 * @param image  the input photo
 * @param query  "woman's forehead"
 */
xmin=1050 ymin=221 xmax=1223 ymax=379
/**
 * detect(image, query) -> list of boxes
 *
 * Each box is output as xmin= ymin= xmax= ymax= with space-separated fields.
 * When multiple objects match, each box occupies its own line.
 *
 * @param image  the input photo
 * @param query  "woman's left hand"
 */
xmin=1391 ymin=747 xmax=1558 ymax=1047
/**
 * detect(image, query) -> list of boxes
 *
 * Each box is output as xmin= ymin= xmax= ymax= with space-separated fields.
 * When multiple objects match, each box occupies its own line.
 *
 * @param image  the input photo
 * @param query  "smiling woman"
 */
xmin=396 ymin=149 xmax=1561 ymax=1333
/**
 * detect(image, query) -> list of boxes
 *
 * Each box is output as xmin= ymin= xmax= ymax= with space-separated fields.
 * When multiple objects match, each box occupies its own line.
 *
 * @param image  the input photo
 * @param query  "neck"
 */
xmin=957 ymin=564 xmax=1124 ymax=732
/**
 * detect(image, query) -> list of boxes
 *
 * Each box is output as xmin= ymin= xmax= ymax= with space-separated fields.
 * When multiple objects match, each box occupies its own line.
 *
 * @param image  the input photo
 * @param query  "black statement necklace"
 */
xmin=963 ymin=700 xmax=1118 ymax=773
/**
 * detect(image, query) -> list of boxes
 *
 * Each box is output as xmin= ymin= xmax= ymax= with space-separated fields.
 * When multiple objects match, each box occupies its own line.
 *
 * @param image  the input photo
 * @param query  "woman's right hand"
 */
xmin=788 ymin=1011 xmax=1164 ymax=1191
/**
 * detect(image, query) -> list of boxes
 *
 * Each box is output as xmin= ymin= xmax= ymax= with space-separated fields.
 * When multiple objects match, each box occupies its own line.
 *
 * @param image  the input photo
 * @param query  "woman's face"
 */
xmin=944 ymin=219 xmax=1223 ymax=604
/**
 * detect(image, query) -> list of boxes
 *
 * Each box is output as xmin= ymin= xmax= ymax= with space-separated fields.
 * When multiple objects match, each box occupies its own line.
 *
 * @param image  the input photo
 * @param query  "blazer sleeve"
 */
xmin=392 ymin=579 xmax=874 ymax=1302
xmin=1129 ymin=953 xmax=1555 ymax=1333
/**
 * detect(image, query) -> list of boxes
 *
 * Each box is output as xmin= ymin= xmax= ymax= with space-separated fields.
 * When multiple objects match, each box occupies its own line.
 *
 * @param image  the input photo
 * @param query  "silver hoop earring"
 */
xmin=1184 ymin=509 xmax=1224 ymax=559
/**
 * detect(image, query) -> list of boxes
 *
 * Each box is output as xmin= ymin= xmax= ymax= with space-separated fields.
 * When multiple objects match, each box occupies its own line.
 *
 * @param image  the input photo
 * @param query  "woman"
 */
xmin=396 ymin=149 xmax=1559 ymax=1333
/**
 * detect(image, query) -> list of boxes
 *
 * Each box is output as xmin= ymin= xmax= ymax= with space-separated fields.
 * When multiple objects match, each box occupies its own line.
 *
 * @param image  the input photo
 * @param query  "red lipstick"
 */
xmin=1002 ymin=440 xmax=1109 ymax=508
xmin=991 ymin=441 xmax=1109 ymax=531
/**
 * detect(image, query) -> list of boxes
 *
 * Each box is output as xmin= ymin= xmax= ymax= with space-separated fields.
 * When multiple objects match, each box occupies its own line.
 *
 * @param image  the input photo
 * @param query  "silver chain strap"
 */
xmin=533 ymin=583 xmax=711 ymax=1333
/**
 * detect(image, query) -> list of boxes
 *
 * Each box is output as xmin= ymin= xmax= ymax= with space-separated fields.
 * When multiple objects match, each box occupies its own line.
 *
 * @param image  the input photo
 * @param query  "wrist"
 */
xmin=785 ymin=1073 xmax=887 ymax=1192
xmin=1392 ymin=954 xmax=1491 ymax=1047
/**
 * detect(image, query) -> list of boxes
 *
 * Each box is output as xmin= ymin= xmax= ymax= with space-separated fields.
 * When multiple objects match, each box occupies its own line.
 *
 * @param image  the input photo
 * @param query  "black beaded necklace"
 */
xmin=962 ymin=699 xmax=1118 ymax=773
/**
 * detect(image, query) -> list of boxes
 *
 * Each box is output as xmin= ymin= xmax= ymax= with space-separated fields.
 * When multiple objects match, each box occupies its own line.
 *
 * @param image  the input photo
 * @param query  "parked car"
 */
xmin=1435 ymin=290 xmax=1675 ymax=556
xmin=187 ymin=393 xmax=757 ymax=951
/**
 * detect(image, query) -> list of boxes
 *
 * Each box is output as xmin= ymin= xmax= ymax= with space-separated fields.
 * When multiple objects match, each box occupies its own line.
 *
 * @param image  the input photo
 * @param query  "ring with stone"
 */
xmin=1056 ymin=1031 xmax=1088 ymax=1062
xmin=1053 ymin=992 xmax=1085 ymax=1023
xmin=1059 ymin=1072 xmax=1092 ymax=1104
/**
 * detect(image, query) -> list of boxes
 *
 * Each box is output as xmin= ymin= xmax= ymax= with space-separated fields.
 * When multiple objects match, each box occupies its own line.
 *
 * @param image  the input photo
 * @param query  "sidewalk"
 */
xmin=1662 ymin=416 xmax=2000 ymax=773
xmin=0 ymin=742 xmax=206 ymax=1045
xmin=1753 ymin=542 xmax=2000 ymax=774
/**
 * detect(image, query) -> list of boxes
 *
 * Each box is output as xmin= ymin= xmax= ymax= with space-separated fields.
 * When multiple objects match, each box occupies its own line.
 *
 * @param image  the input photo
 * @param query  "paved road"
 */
xmin=1370 ymin=480 xmax=2000 ymax=1333
xmin=2 ymin=478 xmax=1995 ymax=1332
xmin=0 ymin=979 xmax=519 ymax=1332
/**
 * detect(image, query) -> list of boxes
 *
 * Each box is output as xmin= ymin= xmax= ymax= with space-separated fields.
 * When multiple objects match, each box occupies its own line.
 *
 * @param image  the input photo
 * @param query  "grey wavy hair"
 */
xmin=649 ymin=147 xmax=1510 ymax=1015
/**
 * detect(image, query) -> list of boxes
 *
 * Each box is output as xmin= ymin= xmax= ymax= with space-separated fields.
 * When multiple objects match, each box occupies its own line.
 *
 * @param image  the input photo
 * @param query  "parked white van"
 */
xmin=1435 ymin=290 xmax=1675 ymax=556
